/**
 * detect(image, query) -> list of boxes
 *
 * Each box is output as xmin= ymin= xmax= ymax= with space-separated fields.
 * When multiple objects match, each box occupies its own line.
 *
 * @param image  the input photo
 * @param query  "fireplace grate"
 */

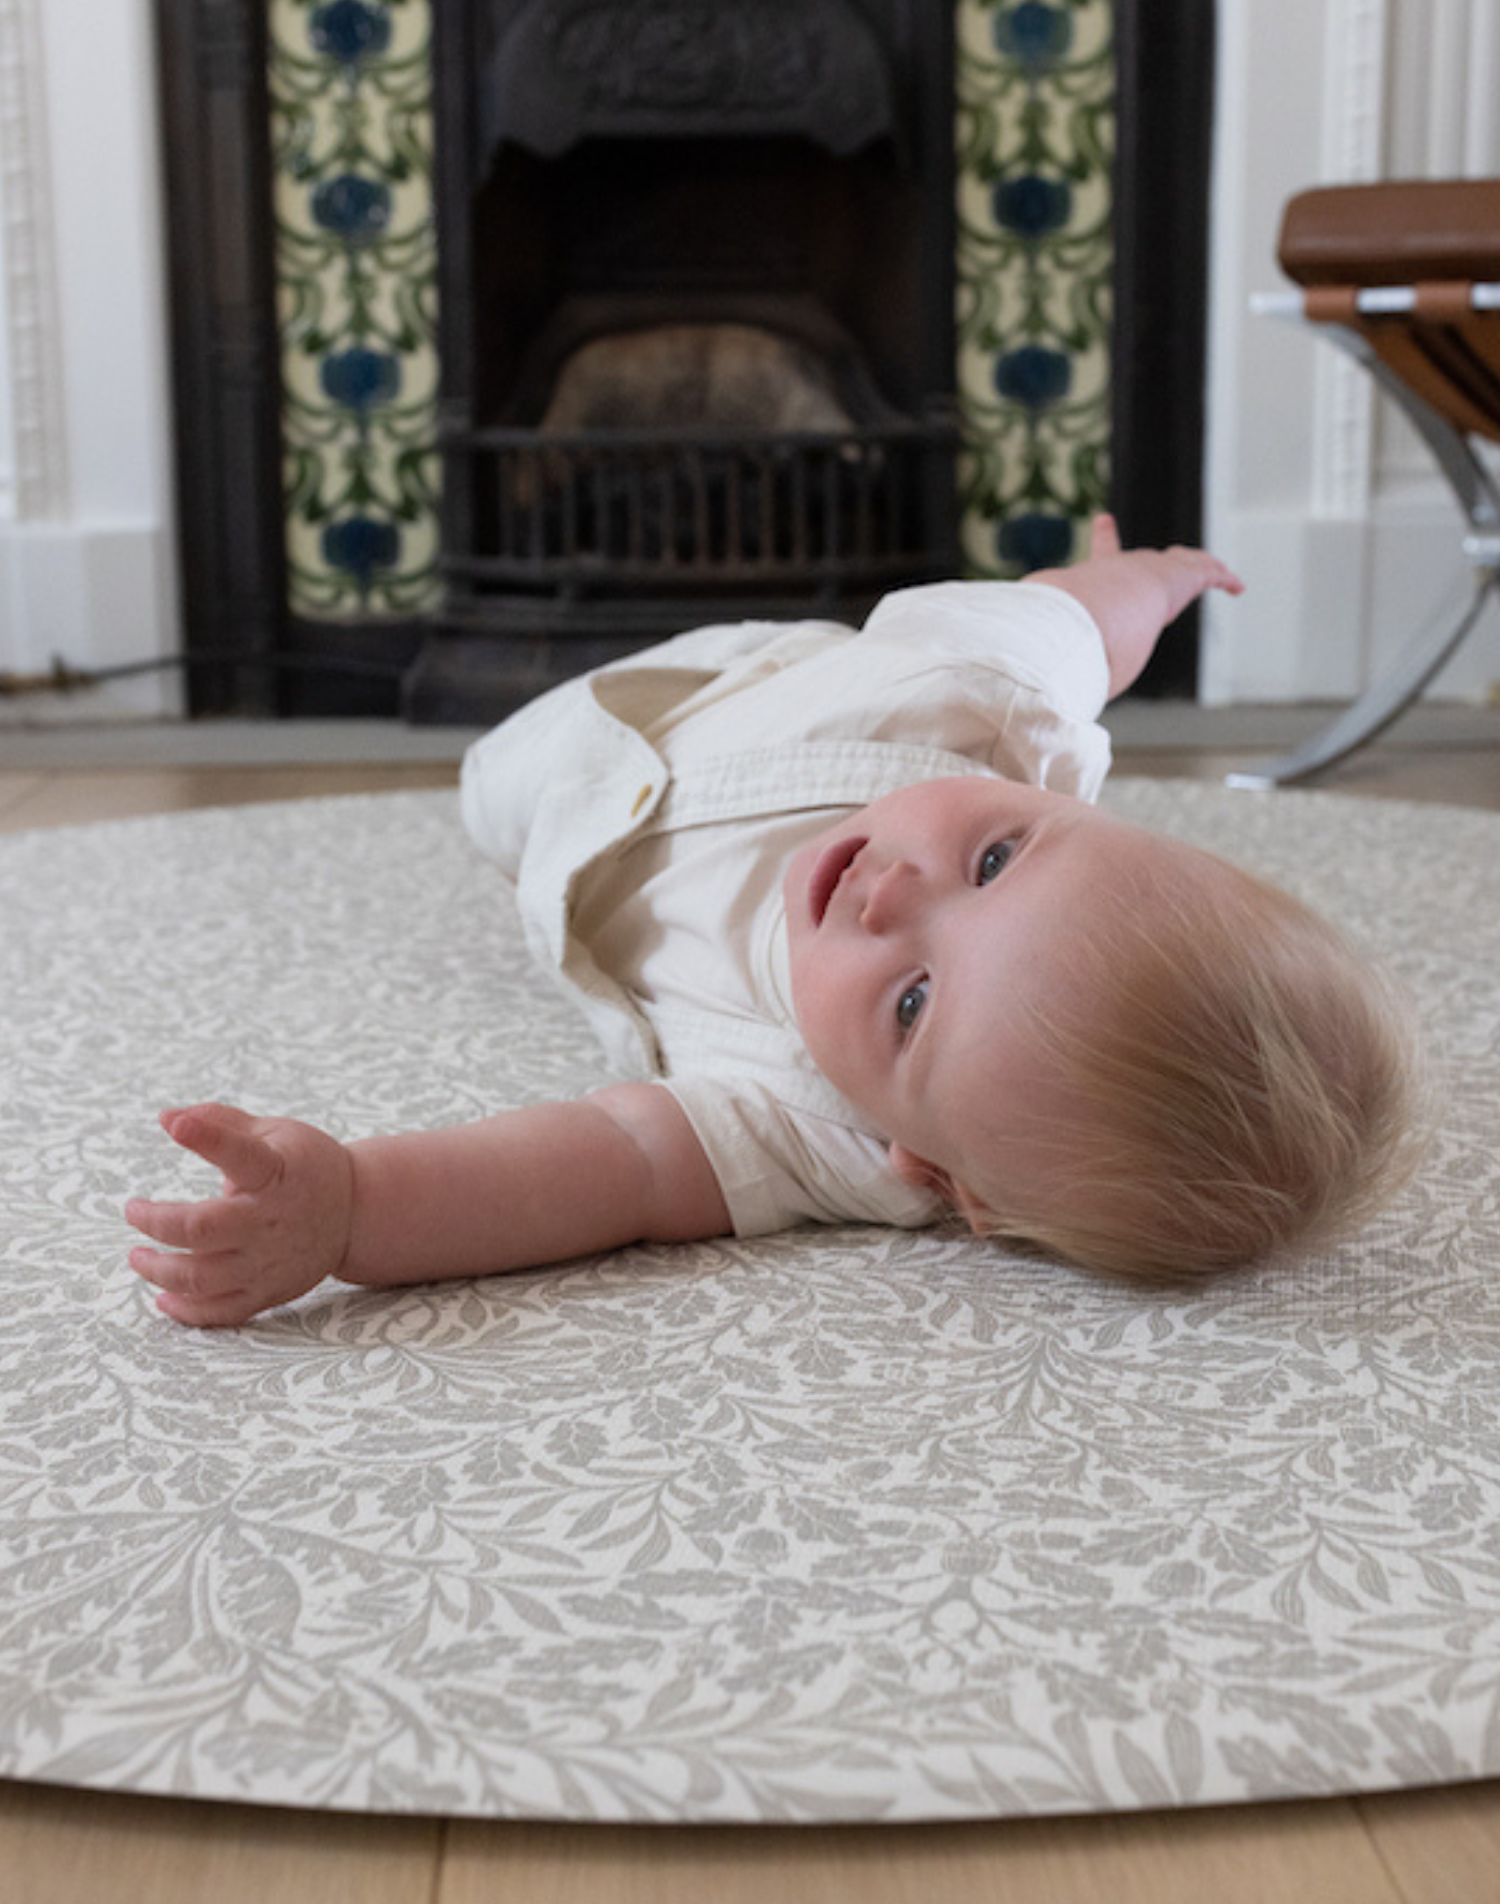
xmin=444 ymin=420 xmax=957 ymax=598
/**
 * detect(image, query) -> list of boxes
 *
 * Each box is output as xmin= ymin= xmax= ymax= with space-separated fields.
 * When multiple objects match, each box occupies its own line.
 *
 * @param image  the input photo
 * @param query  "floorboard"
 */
xmin=440 ymin=1802 xmax=1411 ymax=1904
xmin=0 ymin=1784 xmax=442 ymax=1904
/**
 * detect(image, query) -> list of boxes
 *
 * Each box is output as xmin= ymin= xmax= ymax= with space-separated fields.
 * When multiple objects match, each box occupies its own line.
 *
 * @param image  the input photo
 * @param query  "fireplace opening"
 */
xmin=411 ymin=0 xmax=961 ymax=716
xmin=461 ymin=303 xmax=933 ymax=597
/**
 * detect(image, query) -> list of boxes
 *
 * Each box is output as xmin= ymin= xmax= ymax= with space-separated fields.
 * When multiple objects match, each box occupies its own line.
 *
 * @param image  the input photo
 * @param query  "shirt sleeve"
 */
xmin=851 ymin=580 xmax=1113 ymax=798
xmin=660 ymin=1073 xmax=944 ymax=1237
xmin=664 ymin=581 xmax=1115 ymax=804
xmin=860 ymin=579 xmax=1109 ymax=717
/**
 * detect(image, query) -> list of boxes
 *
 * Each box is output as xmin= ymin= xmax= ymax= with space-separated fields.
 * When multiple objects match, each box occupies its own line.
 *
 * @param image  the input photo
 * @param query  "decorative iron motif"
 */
xmin=483 ymin=0 xmax=891 ymax=160
xmin=269 ymin=0 xmax=441 ymax=615
xmin=955 ymin=0 xmax=1114 ymax=575
xmin=552 ymin=3 xmax=827 ymax=111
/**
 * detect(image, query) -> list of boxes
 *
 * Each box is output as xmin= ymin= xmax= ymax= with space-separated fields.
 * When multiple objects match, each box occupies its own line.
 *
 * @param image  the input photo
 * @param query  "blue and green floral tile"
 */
xmin=955 ymin=0 xmax=1114 ymax=575
xmin=270 ymin=0 xmax=442 ymax=616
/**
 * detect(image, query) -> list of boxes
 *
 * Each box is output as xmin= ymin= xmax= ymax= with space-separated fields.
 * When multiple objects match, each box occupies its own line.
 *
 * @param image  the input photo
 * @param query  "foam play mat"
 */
xmin=1 ymin=778 xmax=1498 ymax=1822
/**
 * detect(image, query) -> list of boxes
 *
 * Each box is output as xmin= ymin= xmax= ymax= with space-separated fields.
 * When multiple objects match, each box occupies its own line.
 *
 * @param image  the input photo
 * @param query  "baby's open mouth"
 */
xmin=808 ymin=837 xmax=866 ymax=927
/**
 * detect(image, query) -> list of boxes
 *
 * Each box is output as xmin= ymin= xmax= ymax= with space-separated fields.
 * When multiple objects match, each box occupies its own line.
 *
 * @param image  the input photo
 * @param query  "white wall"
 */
xmin=1203 ymin=0 xmax=1500 ymax=706
xmin=1 ymin=0 xmax=1494 ymax=719
xmin=0 ymin=0 xmax=179 ymax=721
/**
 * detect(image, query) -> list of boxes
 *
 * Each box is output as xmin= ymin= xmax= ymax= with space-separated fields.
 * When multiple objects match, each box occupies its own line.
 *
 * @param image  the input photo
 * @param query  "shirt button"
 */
xmin=630 ymin=783 xmax=654 ymax=817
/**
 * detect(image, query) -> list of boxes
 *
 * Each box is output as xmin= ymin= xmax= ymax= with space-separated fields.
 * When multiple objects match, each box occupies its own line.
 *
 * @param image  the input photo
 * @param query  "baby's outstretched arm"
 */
xmin=1032 ymin=512 xmax=1244 ymax=697
xmin=126 ymin=1086 xmax=732 ymax=1328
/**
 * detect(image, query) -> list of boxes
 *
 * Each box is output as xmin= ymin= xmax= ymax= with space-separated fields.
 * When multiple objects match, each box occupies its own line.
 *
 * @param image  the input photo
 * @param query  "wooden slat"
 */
xmin=1357 ymin=1783 xmax=1500 ymax=1904
xmin=0 ymin=1782 xmax=442 ymax=1904
xmin=440 ymin=1802 xmax=1407 ymax=1904
xmin=0 ymin=765 xmax=457 ymax=835
xmin=0 ymin=772 xmax=48 ymax=826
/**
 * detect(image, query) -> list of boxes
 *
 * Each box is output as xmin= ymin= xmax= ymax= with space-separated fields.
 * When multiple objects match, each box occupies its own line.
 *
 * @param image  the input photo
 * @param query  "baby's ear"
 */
xmin=888 ymin=1145 xmax=992 ymax=1234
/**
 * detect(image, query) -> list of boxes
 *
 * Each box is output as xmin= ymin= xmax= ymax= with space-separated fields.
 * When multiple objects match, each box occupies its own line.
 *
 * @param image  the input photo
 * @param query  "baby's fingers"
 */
xmin=1167 ymin=546 xmax=1244 ymax=595
xmin=153 ymin=1291 xmax=262 ymax=1329
xmin=154 ymin=1282 xmax=266 ymax=1329
xmin=125 ymin=1192 xmax=260 ymax=1253
xmin=159 ymin=1103 xmax=280 ymax=1194
xmin=1089 ymin=511 xmax=1121 ymax=557
xmin=1202 ymin=554 xmax=1245 ymax=595
xmin=126 ymin=1242 xmax=255 ymax=1328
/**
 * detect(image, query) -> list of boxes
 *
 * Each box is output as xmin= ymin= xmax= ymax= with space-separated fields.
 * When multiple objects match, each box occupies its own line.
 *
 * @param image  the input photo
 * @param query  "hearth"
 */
xmin=405 ymin=0 xmax=961 ymax=719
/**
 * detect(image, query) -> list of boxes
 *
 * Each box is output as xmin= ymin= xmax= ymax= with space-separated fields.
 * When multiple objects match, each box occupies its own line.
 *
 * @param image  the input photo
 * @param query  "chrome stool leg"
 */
xmin=1226 ymin=560 xmax=1500 ymax=789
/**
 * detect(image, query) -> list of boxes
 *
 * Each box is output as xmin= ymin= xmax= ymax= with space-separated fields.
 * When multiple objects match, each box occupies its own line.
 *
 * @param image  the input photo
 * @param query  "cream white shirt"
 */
xmin=461 ymin=580 xmax=1112 ymax=1236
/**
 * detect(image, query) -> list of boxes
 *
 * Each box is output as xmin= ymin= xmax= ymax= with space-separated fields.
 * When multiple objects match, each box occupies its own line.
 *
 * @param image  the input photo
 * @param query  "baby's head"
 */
xmin=783 ymin=776 xmax=1426 ymax=1278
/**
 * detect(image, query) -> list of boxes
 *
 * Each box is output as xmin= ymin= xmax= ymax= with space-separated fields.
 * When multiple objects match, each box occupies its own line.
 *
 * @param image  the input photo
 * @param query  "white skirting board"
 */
xmin=1200 ymin=507 xmax=1500 ymax=709
xmin=0 ymin=521 xmax=179 ymax=721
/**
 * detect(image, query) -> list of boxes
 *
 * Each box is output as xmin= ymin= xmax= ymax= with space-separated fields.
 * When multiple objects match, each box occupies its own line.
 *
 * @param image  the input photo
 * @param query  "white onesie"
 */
xmin=460 ymin=580 xmax=1112 ymax=1237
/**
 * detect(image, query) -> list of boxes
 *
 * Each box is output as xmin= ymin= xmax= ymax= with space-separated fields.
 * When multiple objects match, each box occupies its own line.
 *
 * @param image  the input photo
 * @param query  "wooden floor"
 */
xmin=2 ymin=713 xmax=1499 ymax=1904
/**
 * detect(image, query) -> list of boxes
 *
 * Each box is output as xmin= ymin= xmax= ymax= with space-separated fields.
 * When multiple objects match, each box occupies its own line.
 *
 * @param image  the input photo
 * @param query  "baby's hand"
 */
xmin=1038 ymin=512 xmax=1245 ymax=696
xmin=1086 ymin=510 xmax=1245 ymax=626
xmin=1085 ymin=509 xmax=1243 ymax=608
xmin=125 ymin=1104 xmax=354 ymax=1327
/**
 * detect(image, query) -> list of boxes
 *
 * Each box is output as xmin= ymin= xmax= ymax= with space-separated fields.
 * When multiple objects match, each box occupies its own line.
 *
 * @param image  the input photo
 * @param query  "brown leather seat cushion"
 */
xmin=1279 ymin=180 xmax=1500 ymax=286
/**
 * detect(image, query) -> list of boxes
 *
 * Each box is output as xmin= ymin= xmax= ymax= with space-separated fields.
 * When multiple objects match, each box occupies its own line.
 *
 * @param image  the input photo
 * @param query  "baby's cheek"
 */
xmin=791 ymin=979 xmax=849 ymax=1082
xmin=788 ymin=944 xmax=886 ymax=1111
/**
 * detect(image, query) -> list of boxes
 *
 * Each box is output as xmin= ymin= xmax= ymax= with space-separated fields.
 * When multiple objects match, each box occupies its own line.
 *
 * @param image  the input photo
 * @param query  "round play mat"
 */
xmin=0 ymin=778 xmax=1496 ymax=1820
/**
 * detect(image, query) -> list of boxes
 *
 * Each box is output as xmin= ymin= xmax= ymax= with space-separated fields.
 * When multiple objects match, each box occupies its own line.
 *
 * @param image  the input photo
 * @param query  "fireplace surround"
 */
xmin=155 ymin=1 xmax=1213 ymax=721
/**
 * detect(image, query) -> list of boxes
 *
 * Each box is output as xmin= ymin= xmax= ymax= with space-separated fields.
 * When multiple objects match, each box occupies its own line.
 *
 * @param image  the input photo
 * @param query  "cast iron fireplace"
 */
xmin=156 ymin=0 xmax=1213 ymax=720
xmin=408 ymin=0 xmax=961 ymax=716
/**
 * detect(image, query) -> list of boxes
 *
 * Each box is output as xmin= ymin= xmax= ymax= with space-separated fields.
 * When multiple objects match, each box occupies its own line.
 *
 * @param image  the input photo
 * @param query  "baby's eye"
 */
xmin=896 ymin=980 xmax=928 ymax=1033
xmin=978 ymin=840 xmax=1015 ymax=883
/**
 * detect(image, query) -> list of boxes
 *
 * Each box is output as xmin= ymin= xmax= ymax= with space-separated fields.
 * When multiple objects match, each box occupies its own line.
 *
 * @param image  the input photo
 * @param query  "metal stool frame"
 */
xmin=1227 ymin=284 xmax=1500 ymax=790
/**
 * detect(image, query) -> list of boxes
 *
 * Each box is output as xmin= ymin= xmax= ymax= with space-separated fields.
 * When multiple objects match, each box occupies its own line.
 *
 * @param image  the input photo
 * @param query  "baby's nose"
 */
xmin=859 ymin=858 xmax=919 ymax=933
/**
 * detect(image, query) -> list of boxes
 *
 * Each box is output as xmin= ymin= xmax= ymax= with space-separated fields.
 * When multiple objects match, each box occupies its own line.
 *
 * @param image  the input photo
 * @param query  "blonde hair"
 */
xmin=969 ymin=847 xmax=1430 ymax=1280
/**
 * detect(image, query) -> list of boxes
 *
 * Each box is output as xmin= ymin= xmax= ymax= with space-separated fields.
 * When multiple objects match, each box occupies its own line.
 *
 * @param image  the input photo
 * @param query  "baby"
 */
xmin=126 ymin=517 xmax=1425 ymax=1326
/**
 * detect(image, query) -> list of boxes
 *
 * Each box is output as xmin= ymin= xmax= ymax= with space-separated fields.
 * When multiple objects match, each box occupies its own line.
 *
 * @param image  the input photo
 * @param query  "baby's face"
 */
xmin=782 ymin=777 xmax=1187 ymax=1220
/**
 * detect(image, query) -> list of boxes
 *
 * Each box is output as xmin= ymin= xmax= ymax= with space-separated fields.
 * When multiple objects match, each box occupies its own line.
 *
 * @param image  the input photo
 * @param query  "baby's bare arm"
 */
xmin=1032 ymin=513 xmax=1244 ymax=697
xmin=126 ymin=1086 xmax=732 ymax=1328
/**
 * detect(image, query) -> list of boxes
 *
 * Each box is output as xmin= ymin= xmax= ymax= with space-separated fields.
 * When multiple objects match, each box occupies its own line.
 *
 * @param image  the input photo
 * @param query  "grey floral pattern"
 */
xmin=1 ymin=780 xmax=1498 ymax=1821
